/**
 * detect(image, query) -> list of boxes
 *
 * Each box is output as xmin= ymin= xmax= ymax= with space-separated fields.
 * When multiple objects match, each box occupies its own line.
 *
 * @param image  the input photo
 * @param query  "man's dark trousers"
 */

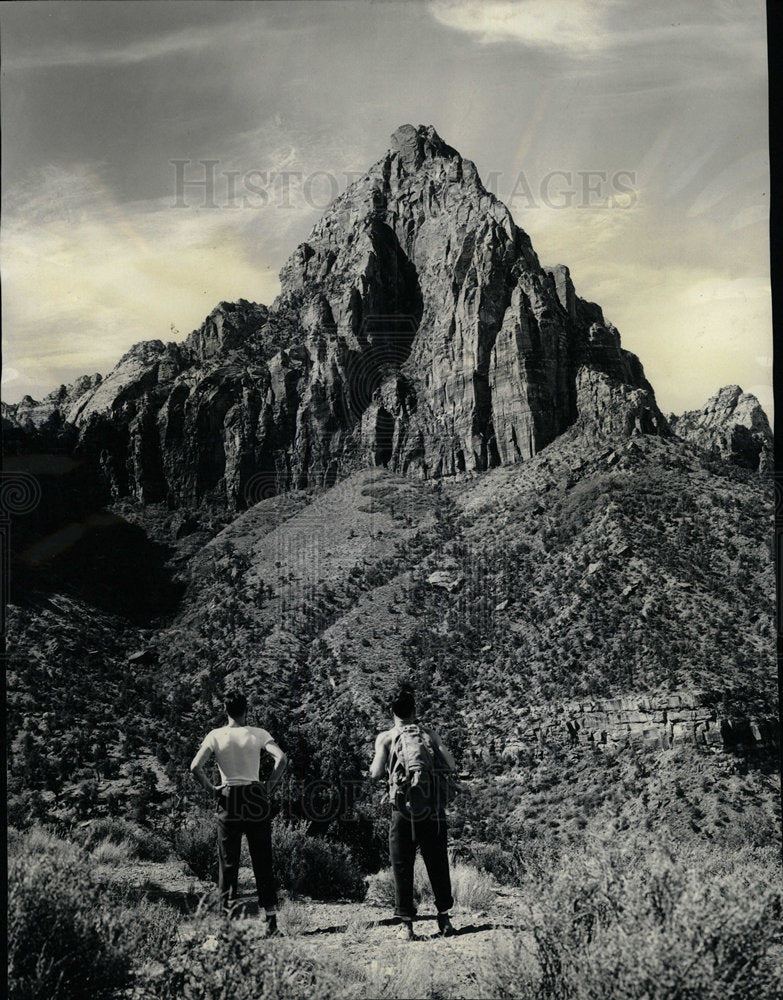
xmin=389 ymin=807 xmax=454 ymax=920
xmin=216 ymin=783 xmax=277 ymax=910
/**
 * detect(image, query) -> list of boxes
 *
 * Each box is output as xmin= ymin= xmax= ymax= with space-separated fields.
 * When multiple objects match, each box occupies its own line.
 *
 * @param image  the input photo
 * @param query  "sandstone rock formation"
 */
xmin=4 ymin=125 xmax=669 ymax=510
xmin=502 ymin=692 xmax=781 ymax=755
xmin=668 ymin=385 xmax=772 ymax=472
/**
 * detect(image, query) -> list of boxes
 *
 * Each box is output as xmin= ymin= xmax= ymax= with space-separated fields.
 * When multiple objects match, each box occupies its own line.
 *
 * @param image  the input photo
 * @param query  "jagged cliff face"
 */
xmin=4 ymin=124 xmax=668 ymax=510
xmin=273 ymin=124 xmax=665 ymax=479
xmin=668 ymin=386 xmax=773 ymax=472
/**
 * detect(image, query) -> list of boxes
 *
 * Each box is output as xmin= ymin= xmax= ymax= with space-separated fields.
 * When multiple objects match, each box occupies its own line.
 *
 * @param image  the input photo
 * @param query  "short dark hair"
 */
xmin=391 ymin=687 xmax=415 ymax=719
xmin=224 ymin=690 xmax=248 ymax=718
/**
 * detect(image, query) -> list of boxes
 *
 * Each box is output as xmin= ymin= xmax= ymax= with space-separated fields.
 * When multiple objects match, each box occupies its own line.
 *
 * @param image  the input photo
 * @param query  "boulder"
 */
xmin=427 ymin=570 xmax=465 ymax=593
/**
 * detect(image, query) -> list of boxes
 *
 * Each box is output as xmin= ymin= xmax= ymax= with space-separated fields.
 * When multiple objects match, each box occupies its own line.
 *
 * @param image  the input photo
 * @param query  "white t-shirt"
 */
xmin=192 ymin=726 xmax=273 ymax=786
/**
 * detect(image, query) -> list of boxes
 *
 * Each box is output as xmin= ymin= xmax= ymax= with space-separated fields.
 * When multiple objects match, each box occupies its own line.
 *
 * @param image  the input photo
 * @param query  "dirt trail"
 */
xmin=110 ymin=861 xmax=534 ymax=997
xmin=179 ymin=885 xmax=531 ymax=999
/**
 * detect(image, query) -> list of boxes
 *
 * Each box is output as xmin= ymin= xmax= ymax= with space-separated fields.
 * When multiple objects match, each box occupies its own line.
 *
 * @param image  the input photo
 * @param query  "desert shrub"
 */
xmin=8 ymin=838 xmax=132 ymax=1000
xmin=123 ymin=900 xmax=180 ymax=965
xmin=179 ymin=809 xmax=366 ymax=900
xmin=478 ymin=838 xmax=783 ymax=1000
xmin=101 ymin=889 xmax=180 ymax=965
xmin=91 ymin=839 xmax=134 ymax=864
xmin=78 ymin=816 xmax=170 ymax=861
xmin=8 ymin=823 xmax=82 ymax=861
xmin=469 ymin=842 xmax=524 ymax=885
xmin=6 ymin=791 xmax=59 ymax=830
xmin=364 ymin=866 xmax=411 ymax=910
xmin=364 ymin=867 xmax=393 ymax=908
xmin=273 ymin=818 xmax=365 ymax=901
xmin=410 ymin=854 xmax=496 ymax=910
xmin=276 ymin=899 xmax=314 ymax=936
xmin=365 ymin=855 xmax=495 ymax=912
xmin=152 ymin=903 xmax=355 ymax=1000
xmin=173 ymin=808 xmax=217 ymax=882
xmin=721 ymin=804 xmax=782 ymax=850
xmin=448 ymin=857 xmax=497 ymax=910
xmin=336 ymin=798 xmax=390 ymax=873
xmin=360 ymin=942 xmax=452 ymax=999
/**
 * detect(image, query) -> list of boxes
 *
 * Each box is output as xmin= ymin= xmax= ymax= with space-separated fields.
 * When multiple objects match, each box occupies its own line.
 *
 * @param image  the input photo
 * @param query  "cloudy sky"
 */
xmin=1 ymin=0 xmax=771 ymax=417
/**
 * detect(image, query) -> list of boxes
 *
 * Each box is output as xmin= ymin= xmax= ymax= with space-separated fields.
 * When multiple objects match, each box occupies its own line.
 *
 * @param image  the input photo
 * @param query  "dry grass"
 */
xmin=364 ymin=868 xmax=397 ymax=908
xmin=9 ymin=824 xmax=81 ymax=860
xmin=475 ymin=836 xmax=783 ymax=1000
xmin=447 ymin=857 xmax=497 ymax=911
xmin=90 ymin=838 xmax=134 ymax=865
xmin=278 ymin=900 xmax=314 ymax=937
xmin=342 ymin=913 xmax=378 ymax=943
xmin=360 ymin=944 xmax=452 ymax=999
xmin=365 ymin=856 xmax=496 ymax=914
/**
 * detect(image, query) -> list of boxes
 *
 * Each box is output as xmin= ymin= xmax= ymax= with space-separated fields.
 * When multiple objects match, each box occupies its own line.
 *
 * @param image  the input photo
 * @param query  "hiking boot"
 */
xmin=396 ymin=920 xmax=416 ymax=941
xmin=437 ymin=914 xmax=456 ymax=937
xmin=264 ymin=915 xmax=280 ymax=938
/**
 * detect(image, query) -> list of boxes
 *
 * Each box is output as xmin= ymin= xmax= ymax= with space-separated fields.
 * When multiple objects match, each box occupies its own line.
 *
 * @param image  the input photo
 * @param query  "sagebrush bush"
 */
xmin=79 ymin=816 xmax=171 ymax=862
xmin=110 ymin=894 xmax=180 ymax=966
xmin=364 ymin=866 xmax=414 ymax=909
xmin=172 ymin=810 xmax=365 ymax=901
xmin=8 ymin=823 xmax=82 ymax=860
xmin=273 ymin=818 xmax=366 ymax=901
xmin=408 ymin=853 xmax=497 ymax=911
xmin=364 ymin=855 xmax=495 ymax=912
xmin=152 ymin=904 xmax=355 ymax=1000
xmin=448 ymin=856 xmax=497 ymax=910
xmin=90 ymin=839 xmax=134 ymax=864
xmin=276 ymin=899 xmax=314 ymax=936
xmin=360 ymin=942 xmax=452 ymax=999
xmin=337 ymin=800 xmax=390 ymax=873
xmin=8 ymin=837 xmax=132 ymax=1000
xmin=173 ymin=808 xmax=217 ymax=882
xmin=468 ymin=842 xmax=522 ymax=885
xmin=478 ymin=837 xmax=783 ymax=1000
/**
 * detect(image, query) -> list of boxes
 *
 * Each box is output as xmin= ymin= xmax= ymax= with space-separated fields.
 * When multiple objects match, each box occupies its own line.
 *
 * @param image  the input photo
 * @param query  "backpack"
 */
xmin=387 ymin=724 xmax=456 ymax=819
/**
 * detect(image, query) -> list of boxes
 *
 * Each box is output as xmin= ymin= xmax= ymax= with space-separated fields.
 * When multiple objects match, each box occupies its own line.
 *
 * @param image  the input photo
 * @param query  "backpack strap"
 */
xmin=386 ymin=730 xmax=406 ymax=794
xmin=387 ymin=727 xmax=418 ymax=828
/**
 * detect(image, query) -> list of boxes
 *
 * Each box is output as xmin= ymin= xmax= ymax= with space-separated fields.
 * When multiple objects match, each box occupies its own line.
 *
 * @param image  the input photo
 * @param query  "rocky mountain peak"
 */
xmin=388 ymin=123 xmax=459 ymax=173
xmin=668 ymin=386 xmax=772 ymax=471
xmin=6 ymin=125 xmax=673 ymax=509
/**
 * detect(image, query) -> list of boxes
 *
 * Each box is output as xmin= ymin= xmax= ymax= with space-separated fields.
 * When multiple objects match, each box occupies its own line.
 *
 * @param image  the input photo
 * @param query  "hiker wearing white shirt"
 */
xmin=191 ymin=690 xmax=287 ymax=935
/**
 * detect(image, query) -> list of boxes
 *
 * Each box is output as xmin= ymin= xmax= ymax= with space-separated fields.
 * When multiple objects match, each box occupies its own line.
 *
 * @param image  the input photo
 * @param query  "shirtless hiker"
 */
xmin=191 ymin=691 xmax=287 ymax=935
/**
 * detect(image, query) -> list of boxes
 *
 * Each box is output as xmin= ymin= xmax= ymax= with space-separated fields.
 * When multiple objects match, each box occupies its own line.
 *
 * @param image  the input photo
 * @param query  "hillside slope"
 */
xmin=164 ymin=426 xmax=774 ymax=714
xmin=6 ymin=427 xmax=777 ymax=861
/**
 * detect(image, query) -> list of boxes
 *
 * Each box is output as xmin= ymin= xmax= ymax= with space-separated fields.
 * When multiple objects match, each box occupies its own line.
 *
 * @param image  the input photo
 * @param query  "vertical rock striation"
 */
xmin=3 ymin=125 xmax=669 ymax=509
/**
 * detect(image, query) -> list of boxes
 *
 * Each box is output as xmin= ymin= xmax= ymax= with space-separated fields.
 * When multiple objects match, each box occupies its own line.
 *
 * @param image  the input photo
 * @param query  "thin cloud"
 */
xmin=686 ymin=150 xmax=769 ymax=219
xmin=428 ymin=0 xmax=616 ymax=53
xmin=0 ymin=112 xmax=376 ymax=403
xmin=4 ymin=17 xmax=265 ymax=70
xmin=427 ymin=0 xmax=765 ymax=61
xmin=1 ymin=166 xmax=283 ymax=400
xmin=519 ymin=194 xmax=771 ymax=420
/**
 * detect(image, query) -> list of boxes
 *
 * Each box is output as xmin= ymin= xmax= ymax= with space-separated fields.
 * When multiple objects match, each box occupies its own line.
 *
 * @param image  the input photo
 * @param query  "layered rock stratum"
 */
xmin=3 ymin=125 xmax=768 ymax=513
